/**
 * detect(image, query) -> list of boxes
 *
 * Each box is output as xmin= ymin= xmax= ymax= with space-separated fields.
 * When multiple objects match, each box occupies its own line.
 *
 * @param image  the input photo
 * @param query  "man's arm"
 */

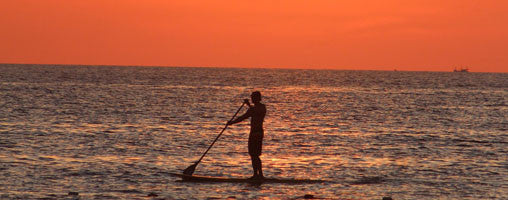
xmin=227 ymin=109 xmax=252 ymax=125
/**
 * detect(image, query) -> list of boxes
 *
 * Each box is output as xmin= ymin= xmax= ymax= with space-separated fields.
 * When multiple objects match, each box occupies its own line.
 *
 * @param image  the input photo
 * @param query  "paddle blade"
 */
xmin=183 ymin=163 xmax=197 ymax=175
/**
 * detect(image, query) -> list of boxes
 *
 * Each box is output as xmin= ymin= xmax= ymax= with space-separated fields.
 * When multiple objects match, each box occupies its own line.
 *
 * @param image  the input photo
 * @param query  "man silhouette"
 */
xmin=227 ymin=91 xmax=266 ymax=179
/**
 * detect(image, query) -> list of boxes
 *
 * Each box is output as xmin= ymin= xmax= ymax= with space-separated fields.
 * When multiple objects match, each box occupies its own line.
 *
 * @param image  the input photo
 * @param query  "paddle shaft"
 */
xmin=194 ymin=102 xmax=246 ymax=164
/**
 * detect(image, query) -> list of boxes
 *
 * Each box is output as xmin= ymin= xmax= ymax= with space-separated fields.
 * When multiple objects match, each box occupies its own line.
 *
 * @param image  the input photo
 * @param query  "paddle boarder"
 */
xmin=227 ymin=91 xmax=266 ymax=179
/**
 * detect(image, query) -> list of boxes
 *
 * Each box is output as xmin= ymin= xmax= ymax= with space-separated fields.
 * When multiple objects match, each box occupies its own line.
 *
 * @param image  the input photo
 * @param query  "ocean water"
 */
xmin=0 ymin=64 xmax=507 ymax=199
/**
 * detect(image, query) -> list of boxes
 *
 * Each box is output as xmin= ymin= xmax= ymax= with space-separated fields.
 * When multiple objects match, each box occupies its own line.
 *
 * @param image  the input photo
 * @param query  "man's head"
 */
xmin=251 ymin=91 xmax=262 ymax=103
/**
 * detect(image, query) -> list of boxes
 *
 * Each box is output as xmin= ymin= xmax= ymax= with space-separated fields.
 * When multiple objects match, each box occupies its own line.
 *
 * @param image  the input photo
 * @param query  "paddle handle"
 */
xmin=195 ymin=102 xmax=245 ymax=164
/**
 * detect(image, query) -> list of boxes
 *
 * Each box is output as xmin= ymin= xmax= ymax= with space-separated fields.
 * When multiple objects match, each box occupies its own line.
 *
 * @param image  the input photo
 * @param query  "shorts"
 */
xmin=248 ymin=131 xmax=263 ymax=156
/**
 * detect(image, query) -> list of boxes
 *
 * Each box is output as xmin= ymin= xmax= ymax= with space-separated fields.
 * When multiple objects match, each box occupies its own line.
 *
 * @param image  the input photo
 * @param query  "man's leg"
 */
xmin=250 ymin=156 xmax=258 ymax=177
xmin=249 ymin=131 xmax=263 ymax=179
xmin=251 ymin=155 xmax=263 ymax=179
xmin=256 ymin=156 xmax=263 ymax=178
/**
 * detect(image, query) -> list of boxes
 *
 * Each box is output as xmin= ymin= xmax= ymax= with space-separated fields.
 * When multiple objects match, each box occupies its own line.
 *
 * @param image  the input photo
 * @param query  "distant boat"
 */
xmin=453 ymin=67 xmax=469 ymax=72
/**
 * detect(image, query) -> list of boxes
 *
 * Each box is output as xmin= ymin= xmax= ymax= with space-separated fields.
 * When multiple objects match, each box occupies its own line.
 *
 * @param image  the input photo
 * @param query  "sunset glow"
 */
xmin=1 ymin=0 xmax=507 ymax=72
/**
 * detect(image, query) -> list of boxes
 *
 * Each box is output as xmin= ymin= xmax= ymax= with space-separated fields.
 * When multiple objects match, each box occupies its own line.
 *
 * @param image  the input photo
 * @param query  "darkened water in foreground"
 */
xmin=0 ymin=64 xmax=507 ymax=199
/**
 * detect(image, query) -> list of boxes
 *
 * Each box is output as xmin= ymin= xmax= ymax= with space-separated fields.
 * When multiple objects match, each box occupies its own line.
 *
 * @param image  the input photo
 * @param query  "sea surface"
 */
xmin=0 ymin=64 xmax=507 ymax=199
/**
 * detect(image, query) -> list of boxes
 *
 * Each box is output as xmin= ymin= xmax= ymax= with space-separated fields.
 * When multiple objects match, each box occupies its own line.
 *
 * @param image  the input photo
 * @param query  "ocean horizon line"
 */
xmin=1 ymin=62 xmax=496 ymax=73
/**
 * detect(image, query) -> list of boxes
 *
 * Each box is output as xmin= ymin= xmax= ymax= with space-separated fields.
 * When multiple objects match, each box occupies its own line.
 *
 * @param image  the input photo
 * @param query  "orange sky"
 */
xmin=1 ymin=0 xmax=507 ymax=72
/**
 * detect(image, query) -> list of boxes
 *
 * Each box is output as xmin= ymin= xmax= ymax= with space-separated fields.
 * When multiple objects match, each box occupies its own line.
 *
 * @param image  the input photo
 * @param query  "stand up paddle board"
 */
xmin=170 ymin=173 xmax=326 ymax=184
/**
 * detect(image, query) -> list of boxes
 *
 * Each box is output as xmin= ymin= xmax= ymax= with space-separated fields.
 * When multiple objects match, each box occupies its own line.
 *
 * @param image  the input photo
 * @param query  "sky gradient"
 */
xmin=1 ymin=0 xmax=507 ymax=72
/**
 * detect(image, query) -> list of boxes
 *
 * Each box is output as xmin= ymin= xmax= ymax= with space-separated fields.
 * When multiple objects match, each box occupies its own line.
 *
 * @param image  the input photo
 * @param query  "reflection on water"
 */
xmin=0 ymin=64 xmax=507 ymax=199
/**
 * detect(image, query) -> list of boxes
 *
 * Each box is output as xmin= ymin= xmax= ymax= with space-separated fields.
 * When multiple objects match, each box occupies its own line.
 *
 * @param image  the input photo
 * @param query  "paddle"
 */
xmin=183 ymin=101 xmax=248 ymax=175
